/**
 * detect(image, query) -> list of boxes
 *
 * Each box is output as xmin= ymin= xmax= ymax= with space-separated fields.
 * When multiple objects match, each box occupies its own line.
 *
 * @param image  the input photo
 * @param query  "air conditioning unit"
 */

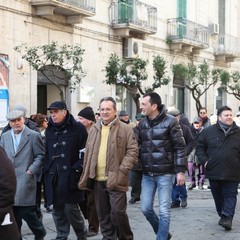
xmin=209 ymin=23 xmax=219 ymax=35
xmin=123 ymin=38 xmax=143 ymax=58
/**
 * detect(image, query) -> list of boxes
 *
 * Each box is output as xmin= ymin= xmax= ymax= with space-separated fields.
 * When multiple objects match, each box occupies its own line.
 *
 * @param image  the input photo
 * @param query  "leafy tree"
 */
xmin=14 ymin=41 xmax=85 ymax=101
xmin=219 ymin=70 xmax=240 ymax=101
xmin=172 ymin=61 xmax=220 ymax=113
xmin=104 ymin=54 xmax=170 ymax=113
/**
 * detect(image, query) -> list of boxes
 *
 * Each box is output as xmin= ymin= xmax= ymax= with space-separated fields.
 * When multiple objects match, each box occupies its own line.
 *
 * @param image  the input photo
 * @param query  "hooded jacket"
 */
xmin=196 ymin=121 xmax=240 ymax=180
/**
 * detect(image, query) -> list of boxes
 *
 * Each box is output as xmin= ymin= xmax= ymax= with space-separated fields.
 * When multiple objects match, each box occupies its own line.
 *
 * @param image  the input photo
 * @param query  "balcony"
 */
xmin=167 ymin=17 xmax=209 ymax=54
xmin=30 ymin=0 xmax=96 ymax=24
xmin=109 ymin=0 xmax=157 ymax=40
xmin=214 ymin=34 xmax=240 ymax=63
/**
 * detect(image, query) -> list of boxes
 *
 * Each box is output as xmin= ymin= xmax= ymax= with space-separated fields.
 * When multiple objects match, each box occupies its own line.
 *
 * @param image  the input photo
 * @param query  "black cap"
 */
xmin=78 ymin=107 xmax=95 ymax=122
xmin=47 ymin=101 xmax=67 ymax=110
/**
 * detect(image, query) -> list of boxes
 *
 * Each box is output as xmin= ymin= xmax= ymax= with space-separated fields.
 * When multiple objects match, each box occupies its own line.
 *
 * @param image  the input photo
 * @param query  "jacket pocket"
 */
xmin=69 ymin=168 xmax=81 ymax=192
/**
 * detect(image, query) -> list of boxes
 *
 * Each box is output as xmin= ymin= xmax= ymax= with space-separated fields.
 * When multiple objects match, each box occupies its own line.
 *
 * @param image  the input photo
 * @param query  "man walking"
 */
xmin=196 ymin=105 xmax=240 ymax=231
xmin=0 ymin=109 xmax=46 ymax=240
xmin=137 ymin=92 xmax=187 ymax=240
xmin=79 ymin=96 xmax=138 ymax=240
xmin=44 ymin=101 xmax=88 ymax=240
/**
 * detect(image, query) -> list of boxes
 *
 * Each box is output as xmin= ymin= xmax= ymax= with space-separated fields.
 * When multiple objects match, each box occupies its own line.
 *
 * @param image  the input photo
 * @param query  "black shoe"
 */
xmin=87 ymin=231 xmax=98 ymax=237
xmin=181 ymin=199 xmax=187 ymax=208
xmin=220 ymin=216 xmax=232 ymax=231
xmin=46 ymin=206 xmax=52 ymax=213
xmin=187 ymin=183 xmax=196 ymax=190
xmin=168 ymin=233 xmax=172 ymax=239
xmin=171 ymin=202 xmax=180 ymax=208
xmin=129 ymin=197 xmax=140 ymax=204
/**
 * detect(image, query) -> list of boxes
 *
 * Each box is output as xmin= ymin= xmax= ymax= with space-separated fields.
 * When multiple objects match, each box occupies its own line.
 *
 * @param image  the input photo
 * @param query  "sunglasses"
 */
xmin=200 ymin=112 xmax=206 ymax=114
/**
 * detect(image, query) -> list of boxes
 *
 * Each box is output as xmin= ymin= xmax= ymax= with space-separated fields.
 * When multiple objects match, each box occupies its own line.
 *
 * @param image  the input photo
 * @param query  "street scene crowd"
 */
xmin=1 ymin=92 xmax=240 ymax=240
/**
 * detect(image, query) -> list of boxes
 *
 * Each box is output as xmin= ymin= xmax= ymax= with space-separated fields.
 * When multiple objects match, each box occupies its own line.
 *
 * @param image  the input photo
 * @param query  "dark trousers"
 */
xmin=87 ymin=191 xmax=99 ymax=233
xmin=94 ymin=181 xmax=133 ymax=240
xmin=209 ymin=179 xmax=239 ymax=218
xmin=13 ymin=206 xmax=46 ymax=240
xmin=52 ymin=203 xmax=86 ymax=240
xmin=171 ymin=177 xmax=187 ymax=204
xmin=129 ymin=170 xmax=142 ymax=199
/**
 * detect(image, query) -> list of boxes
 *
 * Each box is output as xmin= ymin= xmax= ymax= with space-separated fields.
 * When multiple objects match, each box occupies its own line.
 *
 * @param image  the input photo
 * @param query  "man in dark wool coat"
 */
xmin=44 ymin=101 xmax=88 ymax=240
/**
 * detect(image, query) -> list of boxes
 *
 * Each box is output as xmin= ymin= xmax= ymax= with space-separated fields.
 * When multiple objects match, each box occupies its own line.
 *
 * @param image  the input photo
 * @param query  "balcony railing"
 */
xmin=215 ymin=34 xmax=240 ymax=56
xmin=167 ymin=17 xmax=209 ymax=47
xmin=31 ymin=0 xmax=96 ymax=23
xmin=57 ymin=0 xmax=96 ymax=13
xmin=110 ymin=0 xmax=157 ymax=36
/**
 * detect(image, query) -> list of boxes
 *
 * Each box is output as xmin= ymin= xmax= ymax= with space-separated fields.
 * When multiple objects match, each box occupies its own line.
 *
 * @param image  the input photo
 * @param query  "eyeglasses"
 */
xmin=199 ymin=112 xmax=206 ymax=114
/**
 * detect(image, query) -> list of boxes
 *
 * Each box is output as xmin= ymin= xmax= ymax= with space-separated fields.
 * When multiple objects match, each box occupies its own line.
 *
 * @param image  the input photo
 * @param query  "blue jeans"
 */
xmin=209 ymin=179 xmax=239 ymax=218
xmin=141 ymin=174 xmax=175 ymax=240
xmin=171 ymin=177 xmax=187 ymax=204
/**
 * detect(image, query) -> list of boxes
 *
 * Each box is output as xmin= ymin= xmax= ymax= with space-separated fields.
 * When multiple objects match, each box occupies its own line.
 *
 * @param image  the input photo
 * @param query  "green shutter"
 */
xmin=118 ymin=0 xmax=133 ymax=23
xmin=177 ymin=0 xmax=187 ymax=38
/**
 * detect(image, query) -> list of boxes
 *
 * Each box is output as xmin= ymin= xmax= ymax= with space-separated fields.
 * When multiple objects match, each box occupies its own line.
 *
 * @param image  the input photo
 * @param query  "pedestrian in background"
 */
xmin=0 ymin=109 xmax=46 ymax=240
xmin=168 ymin=108 xmax=194 ymax=209
xmin=199 ymin=107 xmax=211 ymax=128
xmin=0 ymin=146 xmax=20 ymax=240
xmin=44 ymin=101 xmax=88 ymax=240
xmin=129 ymin=113 xmax=145 ymax=204
xmin=196 ymin=106 xmax=240 ymax=231
xmin=79 ymin=96 xmax=138 ymax=240
xmin=137 ymin=92 xmax=187 ymax=240
xmin=77 ymin=106 xmax=100 ymax=237
xmin=187 ymin=117 xmax=205 ymax=190
xmin=119 ymin=110 xmax=136 ymax=128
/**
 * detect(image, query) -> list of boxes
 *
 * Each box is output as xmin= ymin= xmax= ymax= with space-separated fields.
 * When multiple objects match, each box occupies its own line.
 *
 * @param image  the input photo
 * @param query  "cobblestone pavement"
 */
xmin=22 ymin=182 xmax=240 ymax=240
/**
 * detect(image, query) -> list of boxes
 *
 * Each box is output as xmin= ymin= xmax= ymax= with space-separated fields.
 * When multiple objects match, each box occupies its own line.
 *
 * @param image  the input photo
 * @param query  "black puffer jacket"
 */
xmin=43 ymin=111 xmax=88 ymax=206
xmin=137 ymin=105 xmax=187 ymax=176
xmin=196 ymin=121 xmax=240 ymax=181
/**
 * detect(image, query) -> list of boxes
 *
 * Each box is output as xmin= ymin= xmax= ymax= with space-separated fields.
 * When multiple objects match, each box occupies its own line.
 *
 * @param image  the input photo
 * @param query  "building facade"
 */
xmin=0 ymin=0 xmax=240 ymax=125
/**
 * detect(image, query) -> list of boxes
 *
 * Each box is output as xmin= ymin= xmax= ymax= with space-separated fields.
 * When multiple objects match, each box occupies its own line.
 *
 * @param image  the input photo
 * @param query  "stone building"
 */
xmin=0 ymin=0 xmax=240 ymax=126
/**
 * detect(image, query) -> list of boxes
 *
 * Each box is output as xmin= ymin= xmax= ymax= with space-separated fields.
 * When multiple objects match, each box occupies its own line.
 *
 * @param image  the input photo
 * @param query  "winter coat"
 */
xmin=179 ymin=123 xmax=194 ymax=156
xmin=43 ymin=112 xmax=88 ymax=206
xmin=188 ymin=125 xmax=204 ymax=163
xmin=78 ymin=118 xmax=138 ymax=192
xmin=0 ymin=126 xmax=44 ymax=206
xmin=0 ymin=147 xmax=20 ymax=240
xmin=196 ymin=121 xmax=240 ymax=181
xmin=137 ymin=105 xmax=187 ymax=176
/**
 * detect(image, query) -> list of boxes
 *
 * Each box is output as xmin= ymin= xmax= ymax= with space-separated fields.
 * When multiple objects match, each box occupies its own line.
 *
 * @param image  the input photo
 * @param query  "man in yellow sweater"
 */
xmin=79 ymin=96 xmax=138 ymax=240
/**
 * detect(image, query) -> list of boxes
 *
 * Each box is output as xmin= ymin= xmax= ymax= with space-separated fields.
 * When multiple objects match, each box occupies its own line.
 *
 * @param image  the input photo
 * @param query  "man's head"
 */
xmin=199 ymin=107 xmax=208 ymax=118
xmin=99 ymin=97 xmax=117 ymax=125
xmin=141 ymin=92 xmax=162 ymax=119
xmin=119 ymin=110 xmax=129 ymax=122
xmin=167 ymin=108 xmax=181 ymax=121
xmin=7 ymin=110 xmax=25 ymax=134
xmin=217 ymin=106 xmax=233 ymax=126
xmin=47 ymin=101 xmax=67 ymax=124
xmin=77 ymin=107 xmax=95 ymax=128
xmin=192 ymin=116 xmax=202 ymax=129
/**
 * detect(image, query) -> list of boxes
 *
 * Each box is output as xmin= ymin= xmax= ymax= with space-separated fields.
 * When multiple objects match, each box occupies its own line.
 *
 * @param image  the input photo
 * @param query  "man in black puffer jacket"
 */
xmin=196 ymin=105 xmax=240 ymax=231
xmin=43 ymin=101 xmax=88 ymax=240
xmin=137 ymin=92 xmax=187 ymax=240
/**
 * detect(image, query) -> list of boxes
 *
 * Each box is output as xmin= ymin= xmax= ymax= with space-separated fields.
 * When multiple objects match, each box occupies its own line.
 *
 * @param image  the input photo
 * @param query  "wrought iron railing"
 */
xmin=57 ymin=0 xmax=96 ymax=13
xmin=167 ymin=17 xmax=209 ymax=46
xmin=110 ymin=0 xmax=157 ymax=32
xmin=215 ymin=34 xmax=240 ymax=55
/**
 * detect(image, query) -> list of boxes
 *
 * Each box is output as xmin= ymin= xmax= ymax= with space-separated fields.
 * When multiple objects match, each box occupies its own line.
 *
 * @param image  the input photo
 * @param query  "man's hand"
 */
xmin=176 ymin=172 xmax=185 ymax=186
